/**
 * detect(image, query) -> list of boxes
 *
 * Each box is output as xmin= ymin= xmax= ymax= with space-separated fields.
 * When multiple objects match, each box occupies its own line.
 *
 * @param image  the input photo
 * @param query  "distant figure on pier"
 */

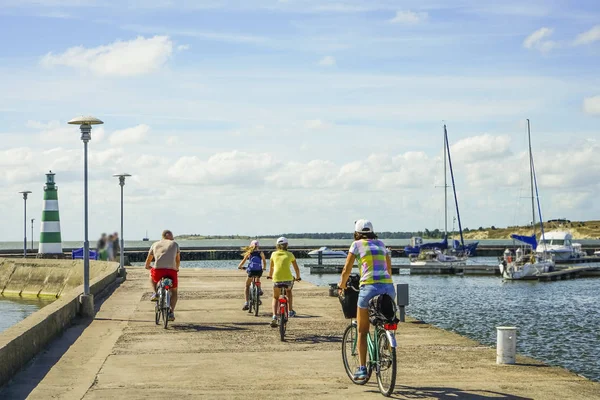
xmin=267 ymin=237 xmax=301 ymax=327
xmin=338 ymin=219 xmax=395 ymax=381
xmin=96 ymin=233 xmax=108 ymax=261
xmin=106 ymin=234 xmax=115 ymax=261
xmin=113 ymin=232 xmax=120 ymax=262
xmin=238 ymin=240 xmax=266 ymax=310
xmin=145 ymin=230 xmax=180 ymax=321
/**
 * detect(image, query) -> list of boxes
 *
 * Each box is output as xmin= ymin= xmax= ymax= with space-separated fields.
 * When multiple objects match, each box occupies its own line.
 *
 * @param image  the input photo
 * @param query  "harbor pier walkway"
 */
xmin=2 ymin=267 xmax=598 ymax=399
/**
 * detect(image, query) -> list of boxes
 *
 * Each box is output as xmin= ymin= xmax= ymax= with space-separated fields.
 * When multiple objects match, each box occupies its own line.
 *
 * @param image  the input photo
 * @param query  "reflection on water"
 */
xmin=0 ymin=297 xmax=53 ymax=333
xmin=177 ymin=259 xmax=600 ymax=383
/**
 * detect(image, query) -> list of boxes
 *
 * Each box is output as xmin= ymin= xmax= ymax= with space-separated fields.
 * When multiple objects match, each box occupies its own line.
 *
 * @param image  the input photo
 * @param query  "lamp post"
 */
xmin=113 ymin=173 xmax=131 ymax=275
xmin=68 ymin=116 xmax=104 ymax=317
xmin=31 ymin=218 xmax=35 ymax=251
xmin=18 ymin=191 xmax=32 ymax=257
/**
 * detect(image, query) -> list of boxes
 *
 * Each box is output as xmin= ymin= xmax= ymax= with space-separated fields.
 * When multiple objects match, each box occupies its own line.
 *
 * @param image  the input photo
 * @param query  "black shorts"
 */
xmin=247 ymin=270 xmax=263 ymax=278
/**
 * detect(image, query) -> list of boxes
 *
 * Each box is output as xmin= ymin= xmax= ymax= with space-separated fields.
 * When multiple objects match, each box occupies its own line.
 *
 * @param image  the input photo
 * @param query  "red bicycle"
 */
xmin=268 ymin=277 xmax=301 ymax=341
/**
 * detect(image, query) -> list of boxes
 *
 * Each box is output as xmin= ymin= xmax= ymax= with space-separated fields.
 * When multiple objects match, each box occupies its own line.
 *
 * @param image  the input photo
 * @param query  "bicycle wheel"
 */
xmin=253 ymin=285 xmax=260 ymax=317
xmin=279 ymin=303 xmax=287 ymax=341
xmin=155 ymin=302 xmax=160 ymax=325
xmin=162 ymin=290 xmax=170 ymax=329
xmin=376 ymin=329 xmax=397 ymax=397
xmin=248 ymin=286 xmax=254 ymax=314
xmin=341 ymin=323 xmax=371 ymax=385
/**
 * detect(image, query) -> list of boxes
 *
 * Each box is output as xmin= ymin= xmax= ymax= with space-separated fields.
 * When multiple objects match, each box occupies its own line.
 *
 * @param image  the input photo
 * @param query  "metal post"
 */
xmin=82 ymin=127 xmax=90 ymax=295
xmin=19 ymin=191 xmax=31 ymax=257
xmin=120 ymin=177 xmax=124 ymax=269
xmin=318 ymin=250 xmax=323 ymax=265
xmin=31 ymin=219 xmax=34 ymax=251
xmin=23 ymin=195 xmax=27 ymax=257
xmin=69 ymin=116 xmax=102 ymax=318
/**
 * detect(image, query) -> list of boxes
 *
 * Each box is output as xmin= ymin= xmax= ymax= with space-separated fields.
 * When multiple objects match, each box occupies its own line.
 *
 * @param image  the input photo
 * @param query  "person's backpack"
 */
xmin=368 ymin=293 xmax=399 ymax=326
xmin=247 ymin=253 xmax=262 ymax=271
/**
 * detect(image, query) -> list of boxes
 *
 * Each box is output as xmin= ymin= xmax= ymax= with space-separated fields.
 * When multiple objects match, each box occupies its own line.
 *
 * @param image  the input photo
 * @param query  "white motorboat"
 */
xmin=409 ymin=248 xmax=468 ymax=267
xmin=595 ymin=250 xmax=600 ymax=256
xmin=308 ymin=247 xmax=347 ymax=259
xmin=499 ymin=251 xmax=554 ymax=280
xmin=499 ymin=120 xmax=555 ymax=280
xmin=536 ymin=231 xmax=586 ymax=261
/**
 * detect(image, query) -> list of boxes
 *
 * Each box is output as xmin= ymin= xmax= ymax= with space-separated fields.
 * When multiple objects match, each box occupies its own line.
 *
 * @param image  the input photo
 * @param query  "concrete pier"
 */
xmin=1 ymin=267 xmax=598 ymax=399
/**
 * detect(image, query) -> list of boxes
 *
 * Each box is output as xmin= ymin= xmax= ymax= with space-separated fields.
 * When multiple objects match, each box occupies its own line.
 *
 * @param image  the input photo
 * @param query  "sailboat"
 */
xmin=499 ymin=120 xmax=554 ymax=280
xmin=409 ymin=125 xmax=471 ymax=266
xmin=142 ymin=230 xmax=149 ymax=242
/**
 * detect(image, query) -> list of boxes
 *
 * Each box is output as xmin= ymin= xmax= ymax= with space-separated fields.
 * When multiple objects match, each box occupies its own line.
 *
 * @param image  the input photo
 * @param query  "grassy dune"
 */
xmin=462 ymin=220 xmax=600 ymax=240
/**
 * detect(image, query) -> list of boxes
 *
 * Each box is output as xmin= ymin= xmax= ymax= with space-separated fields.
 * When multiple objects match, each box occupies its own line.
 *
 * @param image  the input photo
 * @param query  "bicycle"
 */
xmin=340 ymin=290 xmax=398 ymax=397
xmin=248 ymin=275 xmax=262 ymax=317
xmin=154 ymin=277 xmax=172 ymax=329
xmin=267 ymin=277 xmax=301 ymax=341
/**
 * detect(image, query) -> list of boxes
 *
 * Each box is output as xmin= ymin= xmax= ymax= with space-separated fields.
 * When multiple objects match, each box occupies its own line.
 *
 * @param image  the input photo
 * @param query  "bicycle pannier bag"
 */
xmin=368 ymin=293 xmax=399 ymax=325
xmin=339 ymin=273 xmax=360 ymax=319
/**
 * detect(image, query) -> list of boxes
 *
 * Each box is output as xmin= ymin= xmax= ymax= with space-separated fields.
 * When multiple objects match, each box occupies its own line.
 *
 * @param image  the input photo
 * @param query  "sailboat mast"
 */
xmin=444 ymin=128 xmax=448 ymax=236
xmin=527 ymin=119 xmax=537 ymax=237
xmin=444 ymin=125 xmax=465 ymax=249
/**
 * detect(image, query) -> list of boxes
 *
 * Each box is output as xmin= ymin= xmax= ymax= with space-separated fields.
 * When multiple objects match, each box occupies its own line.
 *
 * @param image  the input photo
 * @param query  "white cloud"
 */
xmin=267 ymin=160 xmax=338 ymax=189
xmin=41 ymin=35 xmax=173 ymax=77
xmin=573 ymin=25 xmax=600 ymax=46
xmin=318 ymin=55 xmax=336 ymax=67
xmin=109 ymin=124 xmax=150 ymax=146
xmin=27 ymin=120 xmax=80 ymax=144
xmin=168 ymin=151 xmax=280 ymax=185
xmin=177 ymin=44 xmax=190 ymax=51
xmin=451 ymin=134 xmax=512 ymax=163
xmin=166 ymin=135 xmax=181 ymax=145
xmin=389 ymin=10 xmax=428 ymax=24
xmin=583 ymin=96 xmax=600 ymax=115
xmin=523 ymin=27 xmax=555 ymax=52
xmin=0 ymin=147 xmax=33 ymax=166
xmin=304 ymin=119 xmax=327 ymax=129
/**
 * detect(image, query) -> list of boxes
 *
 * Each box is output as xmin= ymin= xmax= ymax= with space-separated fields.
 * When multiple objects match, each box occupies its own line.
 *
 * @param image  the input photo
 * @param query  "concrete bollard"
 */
xmin=79 ymin=294 xmax=95 ymax=318
xmin=496 ymin=326 xmax=517 ymax=364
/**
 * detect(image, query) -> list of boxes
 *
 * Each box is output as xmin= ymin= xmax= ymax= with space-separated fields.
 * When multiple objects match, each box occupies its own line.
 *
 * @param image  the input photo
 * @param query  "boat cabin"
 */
xmin=539 ymin=231 xmax=573 ymax=247
xmin=410 ymin=237 xmax=423 ymax=247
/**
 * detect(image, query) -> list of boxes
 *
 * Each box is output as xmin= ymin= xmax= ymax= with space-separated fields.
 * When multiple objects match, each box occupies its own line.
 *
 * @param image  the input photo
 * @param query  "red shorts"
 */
xmin=151 ymin=268 xmax=178 ymax=288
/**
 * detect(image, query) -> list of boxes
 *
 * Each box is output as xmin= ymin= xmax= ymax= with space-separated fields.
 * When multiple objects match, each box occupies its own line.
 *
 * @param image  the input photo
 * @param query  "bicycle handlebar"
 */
xmin=266 ymin=276 xmax=301 ymax=281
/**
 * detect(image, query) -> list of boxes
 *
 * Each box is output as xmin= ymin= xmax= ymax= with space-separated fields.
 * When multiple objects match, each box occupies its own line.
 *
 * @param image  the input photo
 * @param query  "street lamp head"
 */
xmin=68 ymin=116 xmax=103 ymax=142
xmin=19 ymin=190 xmax=32 ymax=199
xmin=68 ymin=116 xmax=104 ymax=125
xmin=113 ymin=173 xmax=131 ymax=186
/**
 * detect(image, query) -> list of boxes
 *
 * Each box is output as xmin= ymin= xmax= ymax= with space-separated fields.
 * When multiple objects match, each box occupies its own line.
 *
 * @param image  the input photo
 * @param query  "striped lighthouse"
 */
xmin=39 ymin=171 xmax=63 ymax=255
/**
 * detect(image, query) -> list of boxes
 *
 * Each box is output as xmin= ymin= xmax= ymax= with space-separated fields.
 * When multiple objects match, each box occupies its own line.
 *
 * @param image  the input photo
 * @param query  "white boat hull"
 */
xmin=499 ymin=261 xmax=554 ymax=280
xmin=410 ymin=259 xmax=467 ymax=267
xmin=308 ymin=253 xmax=347 ymax=259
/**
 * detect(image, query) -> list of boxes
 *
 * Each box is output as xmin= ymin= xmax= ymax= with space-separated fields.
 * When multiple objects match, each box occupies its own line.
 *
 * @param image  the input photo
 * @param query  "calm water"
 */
xmin=4 ymin=238 xmax=600 ymax=251
xmin=164 ymin=259 xmax=600 ymax=383
xmin=0 ymin=297 xmax=52 ymax=333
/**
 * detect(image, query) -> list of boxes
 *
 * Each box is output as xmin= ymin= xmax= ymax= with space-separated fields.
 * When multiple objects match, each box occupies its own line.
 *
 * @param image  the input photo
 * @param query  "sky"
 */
xmin=1 ymin=0 xmax=599 ymax=242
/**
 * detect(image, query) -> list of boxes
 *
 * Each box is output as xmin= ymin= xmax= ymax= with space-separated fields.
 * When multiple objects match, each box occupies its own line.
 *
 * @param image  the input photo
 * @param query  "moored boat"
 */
xmin=409 ymin=248 xmax=468 ymax=267
xmin=308 ymin=247 xmax=347 ymax=259
xmin=536 ymin=231 xmax=586 ymax=261
xmin=499 ymin=120 xmax=555 ymax=280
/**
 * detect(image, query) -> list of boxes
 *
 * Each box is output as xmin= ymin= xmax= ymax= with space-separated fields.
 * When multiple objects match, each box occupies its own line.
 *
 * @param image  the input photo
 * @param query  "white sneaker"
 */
xmin=150 ymin=293 xmax=158 ymax=302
